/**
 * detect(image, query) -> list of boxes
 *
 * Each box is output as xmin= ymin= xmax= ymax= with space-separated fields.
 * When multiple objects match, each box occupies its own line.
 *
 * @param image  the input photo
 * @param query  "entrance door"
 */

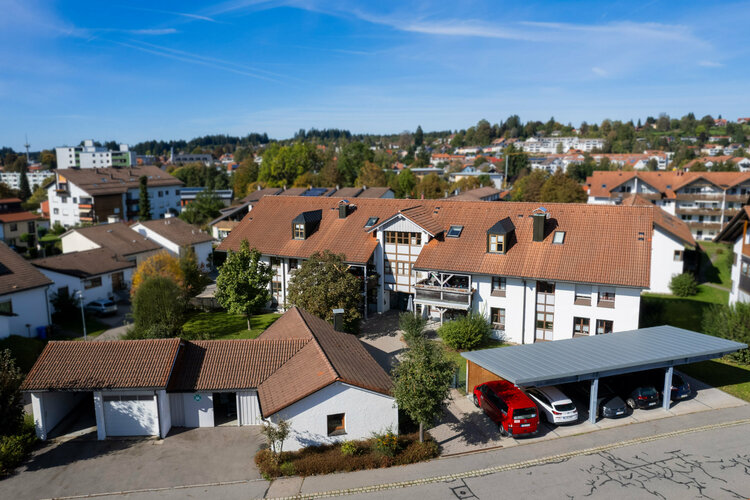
xmin=212 ymin=392 xmax=237 ymax=426
xmin=111 ymin=271 xmax=125 ymax=291
xmin=535 ymin=281 xmax=555 ymax=341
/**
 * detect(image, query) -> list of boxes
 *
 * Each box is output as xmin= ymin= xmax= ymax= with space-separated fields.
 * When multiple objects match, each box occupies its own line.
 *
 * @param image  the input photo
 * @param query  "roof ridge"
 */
xmin=295 ymin=308 xmax=340 ymax=380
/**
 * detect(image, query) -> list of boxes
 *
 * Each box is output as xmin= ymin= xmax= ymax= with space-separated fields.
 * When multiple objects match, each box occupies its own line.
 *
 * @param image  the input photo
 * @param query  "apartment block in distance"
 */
xmin=716 ymin=207 xmax=750 ymax=305
xmin=218 ymin=196 xmax=692 ymax=344
xmin=586 ymin=171 xmax=750 ymax=241
xmin=47 ymin=166 xmax=183 ymax=227
xmin=56 ymin=140 xmax=136 ymax=169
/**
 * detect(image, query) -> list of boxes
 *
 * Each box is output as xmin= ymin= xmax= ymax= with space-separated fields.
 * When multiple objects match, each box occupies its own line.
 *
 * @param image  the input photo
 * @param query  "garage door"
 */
xmin=103 ymin=394 xmax=157 ymax=436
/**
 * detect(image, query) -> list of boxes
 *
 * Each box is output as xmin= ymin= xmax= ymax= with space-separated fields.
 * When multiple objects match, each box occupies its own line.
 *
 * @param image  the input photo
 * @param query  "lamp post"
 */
xmin=75 ymin=291 xmax=87 ymax=340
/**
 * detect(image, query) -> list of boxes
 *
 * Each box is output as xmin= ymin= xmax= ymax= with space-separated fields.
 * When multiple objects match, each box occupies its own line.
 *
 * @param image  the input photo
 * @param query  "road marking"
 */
xmin=268 ymin=418 xmax=750 ymax=499
xmin=46 ymin=418 xmax=750 ymax=500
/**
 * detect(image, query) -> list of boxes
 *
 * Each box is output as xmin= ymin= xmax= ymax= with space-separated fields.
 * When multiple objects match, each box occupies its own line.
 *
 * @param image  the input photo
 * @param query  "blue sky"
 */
xmin=2 ymin=0 xmax=750 ymax=150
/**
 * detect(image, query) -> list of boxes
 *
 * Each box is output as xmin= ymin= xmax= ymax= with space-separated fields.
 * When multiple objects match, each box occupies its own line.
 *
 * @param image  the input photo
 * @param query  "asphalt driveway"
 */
xmin=0 ymin=426 xmax=265 ymax=500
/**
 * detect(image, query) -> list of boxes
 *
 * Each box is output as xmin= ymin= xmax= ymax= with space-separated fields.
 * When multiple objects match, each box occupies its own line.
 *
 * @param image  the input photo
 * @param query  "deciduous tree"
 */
xmin=179 ymin=190 xmax=224 ymax=226
xmin=286 ymin=250 xmax=362 ymax=333
xmin=0 ymin=349 xmax=23 ymax=436
xmin=392 ymin=340 xmax=455 ymax=442
xmin=355 ymin=161 xmax=387 ymax=187
xmin=139 ymin=176 xmax=151 ymax=220
xmin=215 ymin=240 xmax=274 ymax=330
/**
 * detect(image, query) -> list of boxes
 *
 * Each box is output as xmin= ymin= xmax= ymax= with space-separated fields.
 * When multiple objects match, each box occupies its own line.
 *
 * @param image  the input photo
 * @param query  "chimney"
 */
xmin=338 ymin=201 xmax=349 ymax=219
xmin=332 ymin=308 xmax=344 ymax=331
xmin=532 ymin=213 xmax=546 ymax=242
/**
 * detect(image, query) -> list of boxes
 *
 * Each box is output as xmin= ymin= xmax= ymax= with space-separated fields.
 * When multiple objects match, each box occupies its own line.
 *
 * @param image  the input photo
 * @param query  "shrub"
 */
xmin=279 ymin=461 xmax=296 ymax=476
xmin=254 ymin=432 xmax=436 ymax=479
xmin=340 ymin=440 xmax=359 ymax=456
xmin=371 ymin=431 xmax=399 ymax=458
xmin=129 ymin=277 xmax=184 ymax=339
xmin=669 ymin=273 xmax=698 ymax=297
xmin=702 ymin=302 xmax=750 ymax=364
xmin=437 ymin=312 xmax=491 ymax=350
xmin=0 ymin=416 xmax=37 ymax=476
xmin=399 ymin=313 xmax=426 ymax=345
xmin=0 ymin=349 xmax=24 ymax=436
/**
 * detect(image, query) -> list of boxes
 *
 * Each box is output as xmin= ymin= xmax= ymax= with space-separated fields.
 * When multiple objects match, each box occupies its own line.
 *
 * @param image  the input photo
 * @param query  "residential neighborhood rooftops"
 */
xmin=21 ymin=307 xmax=393 ymax=417
xmin=220 ymin=196 xmax=656 ymax=287
xmin=55 ymin=166 xmax=182 ymax=195
xmin=586 ymin=171 xmax=750 ymax=199
xmin=449 ymin=186 xmax=502 ymax=201
xmin=32 ymin=248 xmax=135 ymax=278
xmin=21 ymin=338 xmax=182 ymax=391
xmin=0 ymin=241 xmax=53 ymax=297
xmin=134 ymin=218 xmax=214 ymax=246
xmin=240 ymin=187 xmax=284 ymax=203
xmin=64 ymin=222 xmax=162 ymax=257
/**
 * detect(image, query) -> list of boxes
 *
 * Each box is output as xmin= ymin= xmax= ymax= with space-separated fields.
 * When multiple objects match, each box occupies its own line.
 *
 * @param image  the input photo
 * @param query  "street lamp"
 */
xmin=75 ymin=290 xmax=87 ymax=340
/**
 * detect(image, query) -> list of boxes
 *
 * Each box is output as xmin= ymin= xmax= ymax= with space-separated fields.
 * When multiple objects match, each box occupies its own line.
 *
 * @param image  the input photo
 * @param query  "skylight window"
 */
xmin=552 ymin=231 xmax=565 ymax=244
xmin=446 ymin=225 xmax=463 ymax=238
xmin=364 ymin=217 xmax=379 ymax=228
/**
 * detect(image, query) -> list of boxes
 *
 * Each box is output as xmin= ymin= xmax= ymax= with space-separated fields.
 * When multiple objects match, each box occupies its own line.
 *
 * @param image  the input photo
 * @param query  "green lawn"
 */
xmin=182 ymin=311 xmax=281 ymax=340
xmin=640 ymin=285 xmax=728 ymax=331
xmin=0 ymin=335 xmax=47 ymax=373
xmin=436 ymin=338 xmax=508 ymax=395
xmin=679 ymin=358 xmax=750 ymax=403
xmin=699 ymin=241 xmax=733 ymax=288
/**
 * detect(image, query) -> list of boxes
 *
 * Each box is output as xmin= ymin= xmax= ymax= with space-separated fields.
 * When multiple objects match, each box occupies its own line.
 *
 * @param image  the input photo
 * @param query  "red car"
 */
xmin=473 ymin=380 xmax=539 ymax=437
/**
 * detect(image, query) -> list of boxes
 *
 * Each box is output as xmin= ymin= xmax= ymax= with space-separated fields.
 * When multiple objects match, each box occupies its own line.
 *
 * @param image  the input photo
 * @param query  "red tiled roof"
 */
xmin=0 ymin=211 xmax=40 ymax=223
xmin=621 ymin=195 xmax=695 ymax=247
xmin=57 ymin=166 xmax=182 ymax=196
xmin=32 ymin=248 xmax=135 ymax=278
xmin=221 ymin=197 xmax=655 ymax=287
xmin=20 ymin=338 xmax=181 ymax=391
xmin=65 ymin=222 xmax=162 ymax=257
xmin=134 ymin=218 xmax=214 ymax=246
xmin=586 ymin=171 xmax=750 ymax=199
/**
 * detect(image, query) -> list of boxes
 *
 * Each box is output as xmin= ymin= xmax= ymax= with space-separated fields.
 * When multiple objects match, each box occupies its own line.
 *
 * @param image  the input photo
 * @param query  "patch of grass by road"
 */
xmin=182 ymin=311 xmax=281 ymax=339
xmin=0 ymin=335 xmax=47 ymax=373
xmin=437 ymin=338 xmax=508 ymax=395
xmin=680 ymin=358 xmax=750 ymax=403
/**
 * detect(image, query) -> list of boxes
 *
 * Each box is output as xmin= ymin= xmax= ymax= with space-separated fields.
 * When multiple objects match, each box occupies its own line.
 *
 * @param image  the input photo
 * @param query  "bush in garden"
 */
xmin=340 ymin=440 xmax=359 ymax=456
xmin=437 ymin=312 xmax=491 ymax=350
xmin=399 ymin=312 xmax=427 ymax=345
xmin=371 ymin=431 xmax=399 ymax=458
xmin=669 ymin=273 xmax=698 ymax=297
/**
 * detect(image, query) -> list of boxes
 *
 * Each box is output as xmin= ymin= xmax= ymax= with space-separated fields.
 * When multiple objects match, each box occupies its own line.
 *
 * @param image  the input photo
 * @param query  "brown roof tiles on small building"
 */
xmin=0 ymin=241 xmax=53 ymax=297
xmin=32 ymin=248 xmax=135 ymax=278
xmin=56 ymin=166 xmax=182 ymax=196
xmin=20 ymin=338 xmax=181 ymax=391
xmin=135 ymin=218 xmax=214 ymax=246
xmin=65 ymin=222 xmax=162 ymax=258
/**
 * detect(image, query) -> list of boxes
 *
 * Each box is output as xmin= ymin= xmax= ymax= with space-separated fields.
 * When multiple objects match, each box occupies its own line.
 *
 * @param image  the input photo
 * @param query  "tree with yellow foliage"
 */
xmin=131 ymin=252 xmax=184 ymax=295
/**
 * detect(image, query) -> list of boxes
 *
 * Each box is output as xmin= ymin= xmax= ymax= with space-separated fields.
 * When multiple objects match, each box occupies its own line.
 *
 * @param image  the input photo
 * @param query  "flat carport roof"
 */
xmin=462 ymin=325 xmax=746 ymax=387
xmin=462 ymin=325 xmax=747 ymax=422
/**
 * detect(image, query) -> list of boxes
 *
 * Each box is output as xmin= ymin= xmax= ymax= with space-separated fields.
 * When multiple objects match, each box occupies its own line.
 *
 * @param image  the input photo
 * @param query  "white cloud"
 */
xmin=698 ymin=60 xmax=723 ymax=68
xmin=592 ymin=67 xmax=609 ymax=77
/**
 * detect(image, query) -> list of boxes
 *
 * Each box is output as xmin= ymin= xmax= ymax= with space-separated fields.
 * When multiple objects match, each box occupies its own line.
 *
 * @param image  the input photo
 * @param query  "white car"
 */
xmin=525 ymin=386 xmax=578 ymax=425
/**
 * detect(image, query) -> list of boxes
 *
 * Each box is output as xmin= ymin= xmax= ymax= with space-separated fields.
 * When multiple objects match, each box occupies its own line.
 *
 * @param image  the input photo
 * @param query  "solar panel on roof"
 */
xmin=303 ymin=188 xmax=328 ymax=196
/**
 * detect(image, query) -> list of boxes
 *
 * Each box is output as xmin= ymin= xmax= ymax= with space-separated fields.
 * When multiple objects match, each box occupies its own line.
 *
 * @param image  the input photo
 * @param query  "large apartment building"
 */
xmin=218 ymin=197 xmax=693 ymax=344
xmin=716 ymin=207 xmax=750 ymax=305
xmin=55 ymin=140 xmax=136 ymax=169
xmin=47 ymin=166 xmax=183 ymax=227
xmin=586 ymin=171 xmax=750 ymax=240
xmin=516 ymin=137 xmax=606 ymax=154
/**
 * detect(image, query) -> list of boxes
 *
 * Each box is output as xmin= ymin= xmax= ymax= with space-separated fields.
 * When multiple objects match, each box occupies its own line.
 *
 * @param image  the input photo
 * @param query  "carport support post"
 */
xmin=589 ymin=378 xmax=599 ymax=424
xmin=93 ymin=392 xmax=106 ymax=440
xmin=663 ymin=367 xmax=673 ymax=411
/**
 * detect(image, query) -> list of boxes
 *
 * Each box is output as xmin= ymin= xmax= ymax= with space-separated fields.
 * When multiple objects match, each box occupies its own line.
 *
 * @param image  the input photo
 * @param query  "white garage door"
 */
xmin=103 ymin=394 xmax=157 ymax=437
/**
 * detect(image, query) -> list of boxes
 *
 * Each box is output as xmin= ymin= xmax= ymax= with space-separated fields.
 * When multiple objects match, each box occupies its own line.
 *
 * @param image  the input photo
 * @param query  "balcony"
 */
xmin=675 ymin=206 xmax=721 ymax=217
xmin=674 ymin=193 xmax=723 ymax=201
xmin=414 ymin=287 xmax=473 ymax=309
xmin=686 ymin=221 xmax=723 ymax=230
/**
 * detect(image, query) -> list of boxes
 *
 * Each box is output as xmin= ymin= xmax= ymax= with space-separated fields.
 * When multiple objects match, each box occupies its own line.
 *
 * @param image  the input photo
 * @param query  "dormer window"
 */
xmin=486 ymin=217 xmax=515 ymax=254
xmin=293 ymin=223 xmax=305 ymax=240
xmin=488 ymin=233 xmax=505 ymax=253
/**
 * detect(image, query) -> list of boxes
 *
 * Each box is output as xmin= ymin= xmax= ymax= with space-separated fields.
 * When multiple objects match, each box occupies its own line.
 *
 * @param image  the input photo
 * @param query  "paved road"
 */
xmin=349 ymin=421 xmax=750 ymax=499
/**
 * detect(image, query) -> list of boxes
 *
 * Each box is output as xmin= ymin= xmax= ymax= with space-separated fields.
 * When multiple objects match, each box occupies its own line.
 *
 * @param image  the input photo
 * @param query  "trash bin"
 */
xmin=36 ymin=326 xmax=46 ymax=339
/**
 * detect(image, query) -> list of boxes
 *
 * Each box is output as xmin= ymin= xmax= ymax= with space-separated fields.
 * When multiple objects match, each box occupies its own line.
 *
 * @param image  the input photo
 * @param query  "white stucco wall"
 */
xmin=157 ymin=390 xmax=171 ymax=438
xmin=179 ymin=392 xmax=214 ymax=428
xmin=0 ymin=286 xmax=51 ymax=338
xmin=729 ymin=236 xmax=744 ymax=305
xmin=649 ymin=228 xmax=688 ymax=294
xmin=31 ymin=392 xmax=86 ymax=440
xmin=269 ymin=382 xmax=398 ymax=452
xmin=61 ymin=231 xmax=100 ymax=253
xmin=38 ymin=267 xmax=132 ymax=311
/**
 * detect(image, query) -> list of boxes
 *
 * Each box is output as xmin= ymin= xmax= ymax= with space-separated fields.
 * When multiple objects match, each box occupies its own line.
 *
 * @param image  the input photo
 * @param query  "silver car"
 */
xmin=84 ymin=299 xmax=117 ymax=316
xmin=525 ymin=386 xmax=578 ymax=425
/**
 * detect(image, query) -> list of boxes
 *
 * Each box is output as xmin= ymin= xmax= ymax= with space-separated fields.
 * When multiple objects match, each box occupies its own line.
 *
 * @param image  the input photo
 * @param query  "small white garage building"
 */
xmin=22 ymin=308 xmax=397 ymax=450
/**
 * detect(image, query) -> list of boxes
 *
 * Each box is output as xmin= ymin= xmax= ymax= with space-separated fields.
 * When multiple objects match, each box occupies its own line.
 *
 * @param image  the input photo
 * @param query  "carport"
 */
xmin=463 ymin=325 xmax=747 ymax=423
